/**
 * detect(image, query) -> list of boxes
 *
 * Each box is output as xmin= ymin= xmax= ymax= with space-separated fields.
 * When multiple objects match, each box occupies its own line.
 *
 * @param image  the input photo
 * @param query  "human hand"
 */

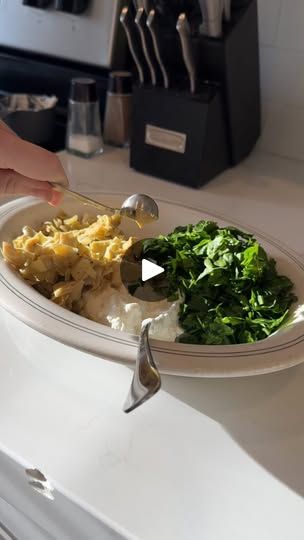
xmin=0 ymin=121 xmax=68 ymax=205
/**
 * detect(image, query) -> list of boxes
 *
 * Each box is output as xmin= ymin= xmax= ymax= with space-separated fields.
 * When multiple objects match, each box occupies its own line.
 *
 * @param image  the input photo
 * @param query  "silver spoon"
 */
xmin=51 ymin=184 xmax=159 ymax=228
xmin=123 ymin=320 xmax=161 ymax=413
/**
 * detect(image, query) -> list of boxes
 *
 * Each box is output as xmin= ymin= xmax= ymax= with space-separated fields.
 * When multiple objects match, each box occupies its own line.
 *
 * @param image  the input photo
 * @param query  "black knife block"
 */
xmin=196 ymin=0 xmax=261 ymax=165
xmin=130 ymin=84 xmax=229 ymax=188
xmin=129 ymin=0 xmax=260 ymax=187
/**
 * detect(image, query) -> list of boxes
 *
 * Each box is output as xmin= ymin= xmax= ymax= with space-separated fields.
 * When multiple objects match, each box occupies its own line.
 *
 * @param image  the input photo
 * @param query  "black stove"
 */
xmin=0 ymin=46 xmax=112 ymax=151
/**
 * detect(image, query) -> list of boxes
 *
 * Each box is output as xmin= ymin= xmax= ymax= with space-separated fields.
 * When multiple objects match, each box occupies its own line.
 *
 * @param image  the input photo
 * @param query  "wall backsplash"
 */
xmin=257 ymin=0 xmax=304 ymax=160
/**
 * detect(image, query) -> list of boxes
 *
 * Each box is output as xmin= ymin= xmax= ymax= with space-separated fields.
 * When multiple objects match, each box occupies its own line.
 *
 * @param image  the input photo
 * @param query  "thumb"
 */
xmin=0 ymin=169 xmax=63 ymax=205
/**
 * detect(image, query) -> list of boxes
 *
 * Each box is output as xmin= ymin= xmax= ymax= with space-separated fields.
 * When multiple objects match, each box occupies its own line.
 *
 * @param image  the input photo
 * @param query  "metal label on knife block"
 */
xmin=145 ymin=124 xmax=187 ymax=154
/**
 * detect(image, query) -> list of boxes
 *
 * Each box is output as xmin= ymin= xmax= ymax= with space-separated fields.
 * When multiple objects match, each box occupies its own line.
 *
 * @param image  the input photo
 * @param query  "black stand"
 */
xmin=197 ymin=0 xmax=261 ymax=164
xmin=130 ymin=0 xmax=261 ymax=188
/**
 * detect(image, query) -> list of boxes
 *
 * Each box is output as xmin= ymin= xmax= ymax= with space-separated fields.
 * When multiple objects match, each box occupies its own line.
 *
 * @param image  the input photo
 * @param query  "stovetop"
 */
xmin=0 ymin=46 xmax=113 ymax=152
xmin=43 ymin=110 xmax=67 ymax=153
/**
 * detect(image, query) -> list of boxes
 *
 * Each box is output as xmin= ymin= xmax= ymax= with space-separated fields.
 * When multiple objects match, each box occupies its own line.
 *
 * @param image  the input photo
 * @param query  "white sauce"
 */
xmin=83 ymin=285 xmax=183 ymax=341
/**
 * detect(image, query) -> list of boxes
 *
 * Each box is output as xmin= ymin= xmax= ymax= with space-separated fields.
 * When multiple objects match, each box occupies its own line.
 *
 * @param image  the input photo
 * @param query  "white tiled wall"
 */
xmin=258 ymin=0 xmax=304 ymax=160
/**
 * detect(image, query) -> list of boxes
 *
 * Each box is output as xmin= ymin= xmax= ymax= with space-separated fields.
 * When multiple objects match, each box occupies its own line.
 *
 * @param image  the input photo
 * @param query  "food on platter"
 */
xmin=142 ymin=221 xmax=297 ymax=344
xmin=2 ymin=215 xmax=296 ymax=345
xmin=2 ymin=213 xmax=133 ymax=311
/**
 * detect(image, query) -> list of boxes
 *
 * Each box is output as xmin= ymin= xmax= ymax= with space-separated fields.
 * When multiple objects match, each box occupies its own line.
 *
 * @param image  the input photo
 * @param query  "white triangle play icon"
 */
xmin=142 ymin=259 xmax=165 ymax=282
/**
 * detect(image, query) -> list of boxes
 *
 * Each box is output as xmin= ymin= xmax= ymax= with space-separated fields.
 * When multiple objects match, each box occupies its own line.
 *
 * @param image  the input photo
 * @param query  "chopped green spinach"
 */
xmin=142 ymin=221 xmax=297 ymax=345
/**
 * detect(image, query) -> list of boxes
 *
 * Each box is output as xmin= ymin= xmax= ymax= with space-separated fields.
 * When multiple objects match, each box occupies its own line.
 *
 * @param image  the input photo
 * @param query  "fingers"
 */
xmin=0 ymin=119 xmax=16 ymax=135
xmin=0 ymin=128 xmax=68 ymax=186
xmin=0 ymin=169 xmax=63 ymax=205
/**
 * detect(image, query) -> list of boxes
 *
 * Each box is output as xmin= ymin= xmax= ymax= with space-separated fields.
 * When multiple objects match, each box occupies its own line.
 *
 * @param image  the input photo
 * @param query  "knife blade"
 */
xmin=198 ymin=0 xmax=223 ymax=38
xmin=120 ymin=6 xmax=146 ymax=85
xmin=135 ymin=7 xmax=158 ymax=86
xmin=147 ymin=9 xmax=169 ymax=89
xmin=176 ymin=13 xmax=197 ymax=94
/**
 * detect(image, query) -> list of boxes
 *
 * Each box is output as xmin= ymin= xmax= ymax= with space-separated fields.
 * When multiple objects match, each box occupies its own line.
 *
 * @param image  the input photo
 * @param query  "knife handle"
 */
xmin=199 ymin=0 xmax=223 ymax=38
xmin=135 ymin=7 xmax=157 ymax=86
xmin=143 ymin=0 xmax=153 ymax=14
xmin=132 ymin=0 xmax=142 ymax=11
xmin=147 ymin=9 xmax=169 ymax=89
xmin=176 ymin=13 xmax=196 ymax=94
xmin=223 ymin=0 xmax=231 ymax=21
xmin=120 ymin=6 xmax=145 ymax=85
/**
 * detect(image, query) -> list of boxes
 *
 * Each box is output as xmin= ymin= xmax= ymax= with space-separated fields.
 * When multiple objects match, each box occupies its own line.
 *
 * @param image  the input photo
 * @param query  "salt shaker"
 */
xmin=103 ymin=71 xmax=132 ymax=148
xmin=66 ymin=78 xmax=103 ymax=158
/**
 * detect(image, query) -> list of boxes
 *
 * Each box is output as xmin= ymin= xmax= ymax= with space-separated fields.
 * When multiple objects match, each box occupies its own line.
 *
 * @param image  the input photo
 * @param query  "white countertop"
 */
xmin=1 ymin=147 xmax=304 ymax=539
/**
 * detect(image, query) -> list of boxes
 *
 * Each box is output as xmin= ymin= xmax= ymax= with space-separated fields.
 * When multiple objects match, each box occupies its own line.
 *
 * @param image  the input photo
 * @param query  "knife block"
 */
xmin=130 ymin=84 xmax=229 ymax=188
xmin=129 ymin=0 xmax=260 ymax=186
xmin=196 ymin=0 xmax=261 ymax=165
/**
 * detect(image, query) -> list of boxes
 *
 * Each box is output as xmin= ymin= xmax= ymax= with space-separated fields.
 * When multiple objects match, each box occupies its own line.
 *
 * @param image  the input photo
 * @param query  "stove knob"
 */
xmin=54 ymin=0 xmax=90 ymax=14
xmin=23 ymin=0 xmax=52 ymax=6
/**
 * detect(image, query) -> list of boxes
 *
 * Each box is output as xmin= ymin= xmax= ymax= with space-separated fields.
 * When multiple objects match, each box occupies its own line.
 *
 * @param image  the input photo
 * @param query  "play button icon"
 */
xmin=142 ymin=259 xmax=164 ymax=282
xmin=120 ymin=239 xmax=170 ymax=302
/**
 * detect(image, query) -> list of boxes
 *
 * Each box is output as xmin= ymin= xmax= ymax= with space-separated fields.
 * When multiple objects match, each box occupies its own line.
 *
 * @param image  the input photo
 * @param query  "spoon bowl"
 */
xmin=120 ymin=193 xmax=159 ymax=227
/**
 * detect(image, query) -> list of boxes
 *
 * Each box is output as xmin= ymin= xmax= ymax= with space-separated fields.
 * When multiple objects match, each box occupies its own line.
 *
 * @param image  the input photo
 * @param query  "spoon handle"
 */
xmin=51 ymin=184 xmax=118 ymax=215
xmin=123 ymin=320 xmax=161 ymax=413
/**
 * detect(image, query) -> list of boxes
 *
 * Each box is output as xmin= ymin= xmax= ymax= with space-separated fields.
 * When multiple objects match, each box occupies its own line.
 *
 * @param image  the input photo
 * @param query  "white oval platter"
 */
xmin=0 ymin=193 xmax=304 ymax=378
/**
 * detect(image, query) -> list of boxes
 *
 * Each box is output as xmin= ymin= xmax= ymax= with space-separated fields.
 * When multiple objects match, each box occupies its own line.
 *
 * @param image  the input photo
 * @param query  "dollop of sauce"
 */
xmin=135 ymin=208 xmax=158 ymax=229
xmin=83 ymin=285 xmax=183 ymax=341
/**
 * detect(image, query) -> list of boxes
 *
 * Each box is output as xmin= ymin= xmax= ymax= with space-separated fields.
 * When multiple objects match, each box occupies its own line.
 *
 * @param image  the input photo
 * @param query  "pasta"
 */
xmin=2 ymin=213 xmax=135 ymax=314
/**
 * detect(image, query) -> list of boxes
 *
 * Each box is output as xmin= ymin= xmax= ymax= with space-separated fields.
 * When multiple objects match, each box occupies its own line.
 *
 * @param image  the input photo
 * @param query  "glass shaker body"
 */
xmin=103 ymin=72 xmax=132 ymax=148
xmin=66 ymin=78 xmax=104 ymax=158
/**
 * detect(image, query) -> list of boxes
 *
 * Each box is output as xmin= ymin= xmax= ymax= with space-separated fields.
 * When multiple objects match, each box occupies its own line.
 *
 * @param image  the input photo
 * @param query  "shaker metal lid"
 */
xmin=108 ymin=71 xmax=133 ymax=94
xmin=70 ymin=78 xmax=97 ymax=102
